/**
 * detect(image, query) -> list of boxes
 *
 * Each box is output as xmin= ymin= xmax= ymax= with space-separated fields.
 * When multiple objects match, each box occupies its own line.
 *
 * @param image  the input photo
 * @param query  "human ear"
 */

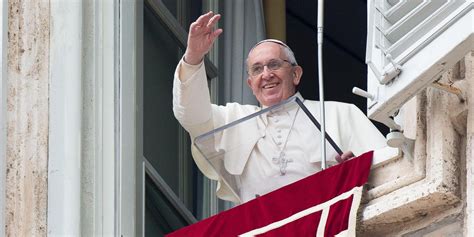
xmin=246 ymin=77 xmax=252 ymax=88
xmin=293 ymin=66 xmax=303 ymax=86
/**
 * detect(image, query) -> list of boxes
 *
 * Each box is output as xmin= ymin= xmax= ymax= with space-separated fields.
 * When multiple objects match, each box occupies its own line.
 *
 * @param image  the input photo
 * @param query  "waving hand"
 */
xmin=184 ymin=11 xmax=223 ymax=65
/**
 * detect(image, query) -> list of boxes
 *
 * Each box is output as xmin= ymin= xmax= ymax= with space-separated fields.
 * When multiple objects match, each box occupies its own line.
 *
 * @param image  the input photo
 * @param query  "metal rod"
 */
xmin=317 ymin=0 xmax=327 ymax=170
xmin=295 ymin=98 xmax=343 ymax=155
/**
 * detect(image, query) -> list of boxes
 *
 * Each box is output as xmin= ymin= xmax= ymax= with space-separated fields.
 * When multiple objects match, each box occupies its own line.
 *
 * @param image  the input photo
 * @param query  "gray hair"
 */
xmin=246 ymin=39 xmax=298 ymax=67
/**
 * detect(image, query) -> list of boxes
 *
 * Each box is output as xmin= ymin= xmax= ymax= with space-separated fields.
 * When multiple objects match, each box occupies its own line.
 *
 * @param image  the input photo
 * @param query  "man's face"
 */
xmin=246 ymin=43 xmax=303 ymax=107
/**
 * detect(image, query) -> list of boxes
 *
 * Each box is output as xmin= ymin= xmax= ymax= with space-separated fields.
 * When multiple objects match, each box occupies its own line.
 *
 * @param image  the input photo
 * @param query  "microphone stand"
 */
xmin=317 ymin=0 xmax=327 ymax=169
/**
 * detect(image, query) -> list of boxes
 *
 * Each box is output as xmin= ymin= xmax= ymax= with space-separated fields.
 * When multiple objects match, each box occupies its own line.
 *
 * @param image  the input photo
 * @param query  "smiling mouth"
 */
xmin=262 ymin=83 xmax=279 ymax=89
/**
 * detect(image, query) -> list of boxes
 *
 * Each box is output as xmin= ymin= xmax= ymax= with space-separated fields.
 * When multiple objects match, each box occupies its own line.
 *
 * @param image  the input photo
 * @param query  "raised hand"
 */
xmin=184 ymin=11 xmax=223 ymax=65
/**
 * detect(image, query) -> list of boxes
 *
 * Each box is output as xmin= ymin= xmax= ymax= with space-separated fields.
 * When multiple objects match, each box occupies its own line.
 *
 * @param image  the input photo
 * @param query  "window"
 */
xmin=140 ymin=0 xmax=219 ymax=235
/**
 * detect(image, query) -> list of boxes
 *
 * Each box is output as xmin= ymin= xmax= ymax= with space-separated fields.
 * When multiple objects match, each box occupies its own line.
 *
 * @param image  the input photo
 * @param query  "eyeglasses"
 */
xmin=248 ymin=59 xmax=295 ymax=77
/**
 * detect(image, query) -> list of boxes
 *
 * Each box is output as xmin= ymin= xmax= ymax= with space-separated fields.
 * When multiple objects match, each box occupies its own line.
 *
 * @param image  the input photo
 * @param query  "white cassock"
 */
xmin=173 ymin=59 xmax=386 ymax=203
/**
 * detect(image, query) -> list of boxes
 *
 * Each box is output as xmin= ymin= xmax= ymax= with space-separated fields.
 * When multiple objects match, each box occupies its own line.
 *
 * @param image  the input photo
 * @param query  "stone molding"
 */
xmin=6 ymin=0 xmax=49 ymax=236
xmin=359 ymin=54 xmax=472 ymax=236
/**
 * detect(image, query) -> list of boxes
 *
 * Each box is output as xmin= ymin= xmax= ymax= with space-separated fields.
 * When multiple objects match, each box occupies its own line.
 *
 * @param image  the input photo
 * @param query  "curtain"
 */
xmin=220 ymin=0 xmax=266 ymax=105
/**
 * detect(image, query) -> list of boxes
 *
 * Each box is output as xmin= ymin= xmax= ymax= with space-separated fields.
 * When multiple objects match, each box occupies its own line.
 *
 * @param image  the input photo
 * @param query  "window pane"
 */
xmin=143 ymin=4 xmax=182 ymax=197
xmin=145 ymin=175 xmax=190 ymax=235
xmin=161 ymin=0 xmax=177 ymax=18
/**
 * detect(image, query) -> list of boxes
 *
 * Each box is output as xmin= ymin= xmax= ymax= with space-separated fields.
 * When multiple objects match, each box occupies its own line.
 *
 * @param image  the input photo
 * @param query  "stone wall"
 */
xmin=359 ymin=52 xmax=473 ymax=236
xmin=6 ymin=0 xmax=49 ymax=236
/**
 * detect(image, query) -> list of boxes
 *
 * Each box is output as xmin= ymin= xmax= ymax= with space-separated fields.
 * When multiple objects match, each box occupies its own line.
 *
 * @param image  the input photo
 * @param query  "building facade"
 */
xmin=0 ymin=0 xmax=473 ymax=236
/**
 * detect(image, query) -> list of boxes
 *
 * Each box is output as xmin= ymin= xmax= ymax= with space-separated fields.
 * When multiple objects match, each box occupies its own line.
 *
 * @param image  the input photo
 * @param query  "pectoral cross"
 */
xmin=272 ymin=152 xmax=293 ymax=175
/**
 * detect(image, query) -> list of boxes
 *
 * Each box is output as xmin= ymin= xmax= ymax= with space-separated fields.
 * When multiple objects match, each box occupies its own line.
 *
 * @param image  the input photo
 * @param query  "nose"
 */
xmin=261 ymin=66 xmax=273 ymax=79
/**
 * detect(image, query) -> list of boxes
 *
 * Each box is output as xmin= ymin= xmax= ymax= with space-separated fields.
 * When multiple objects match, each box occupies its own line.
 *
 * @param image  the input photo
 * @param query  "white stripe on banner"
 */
xmin=345 ymin=183 xmax=363 ymax=236
xmin=316 ymin=207 xmax=329 ymax=237
xmin=238 ymin=186 xmax=363 ymax=237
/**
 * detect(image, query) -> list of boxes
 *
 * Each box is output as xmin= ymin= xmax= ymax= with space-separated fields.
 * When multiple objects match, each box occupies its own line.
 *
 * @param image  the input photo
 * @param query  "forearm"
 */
xmin=172 ymin=59 xmax=213 ymax=138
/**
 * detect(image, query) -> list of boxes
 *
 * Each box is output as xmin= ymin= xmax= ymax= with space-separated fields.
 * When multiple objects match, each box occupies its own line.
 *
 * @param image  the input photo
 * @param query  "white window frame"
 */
xmin=366 ymin=0 xmax=473 ymax=129
xmin=47 ymin=0 xmax=137 ymax=236
xmin=119 ymin=0 xmax=139 ymax=236
xmin=48 ymin=1 xmax=85 ymax=235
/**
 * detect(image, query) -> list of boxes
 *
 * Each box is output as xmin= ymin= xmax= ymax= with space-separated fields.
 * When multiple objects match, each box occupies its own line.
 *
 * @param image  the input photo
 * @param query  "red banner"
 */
xmin=167 ymin=151 xmax=373 ymax=237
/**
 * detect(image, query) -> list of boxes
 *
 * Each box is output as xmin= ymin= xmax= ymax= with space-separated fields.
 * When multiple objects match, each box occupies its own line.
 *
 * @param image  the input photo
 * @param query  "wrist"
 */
xmin=183 ymin=52 xmax=204 ymax=65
